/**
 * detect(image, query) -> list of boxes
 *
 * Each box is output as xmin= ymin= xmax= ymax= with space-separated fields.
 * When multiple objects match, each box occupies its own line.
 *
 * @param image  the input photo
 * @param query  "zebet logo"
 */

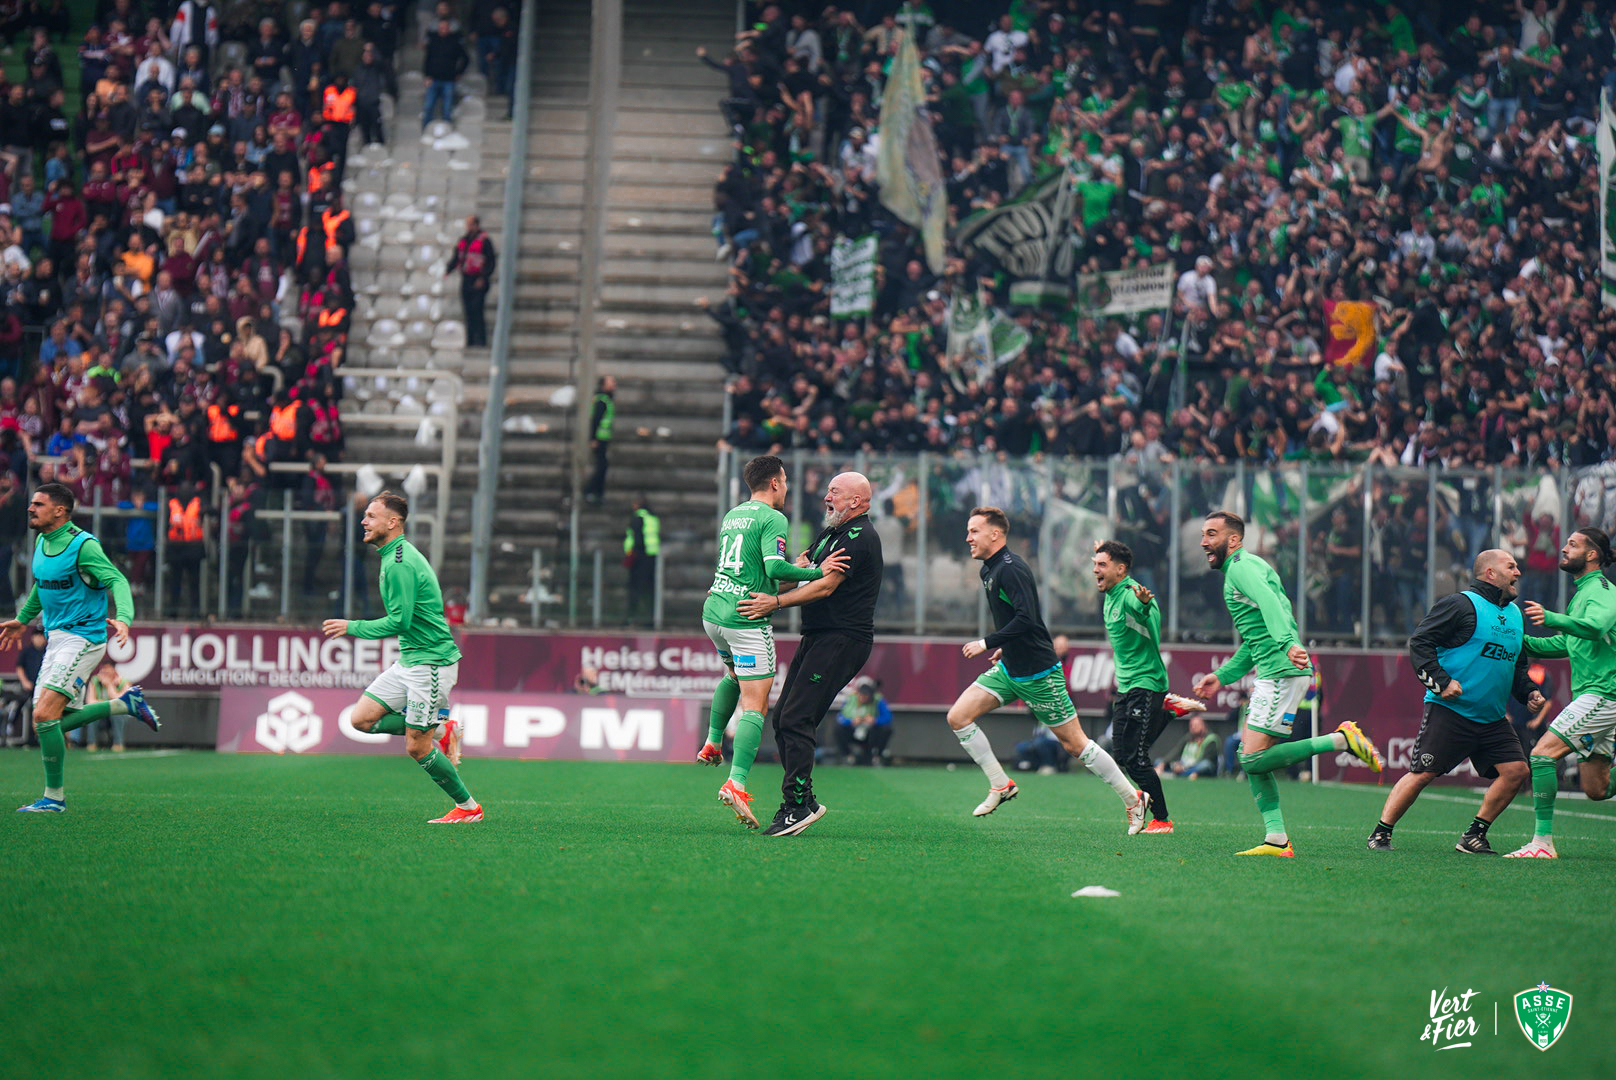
xmin=1515 ymin=983 xmax=1573 ymax=1051
xmin=256 ymin=691 xmax=323 ymax=754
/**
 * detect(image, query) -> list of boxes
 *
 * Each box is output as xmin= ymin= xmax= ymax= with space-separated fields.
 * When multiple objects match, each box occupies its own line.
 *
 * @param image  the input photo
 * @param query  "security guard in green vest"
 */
xmin=624 ymin=494 xmax=660 ymax=626
xmin=585 ymin=375 xmax=616 ymax=505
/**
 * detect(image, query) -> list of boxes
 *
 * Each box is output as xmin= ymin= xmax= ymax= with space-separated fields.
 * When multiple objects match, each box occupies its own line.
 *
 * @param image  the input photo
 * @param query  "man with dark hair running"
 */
xmin=696 ymin=455 xmax=847 ymax=828
xmin=1505 ymin=527 xmax=1616 ymax=858
xmin=4 ymin=482 xmax=159 ymax=812
xmin=1365 ymin=547 xmax=1544 ymax=853
xmin=322 ymin=491 xmax=482 ymax=823
xmin=1193 ymin=511 xmax=1384 ymax=856
xmin=1092 ymin=539 xmax=1205 ymax=835
xmin=945 ymin=507 xmax=1149 ymax=829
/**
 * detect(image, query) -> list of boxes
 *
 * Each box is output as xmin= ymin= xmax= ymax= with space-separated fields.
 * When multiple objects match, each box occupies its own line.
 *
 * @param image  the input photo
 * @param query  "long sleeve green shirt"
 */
xmin=348 ymin=535 xmax=462 ymax=666
xmin=1103 ymin=576 xmax=1168 ymax=692
xmin=1215 ymin=550 xmax=1308 ymax=685
xmin=1522 ymin=570 xmax=1616 ymax=699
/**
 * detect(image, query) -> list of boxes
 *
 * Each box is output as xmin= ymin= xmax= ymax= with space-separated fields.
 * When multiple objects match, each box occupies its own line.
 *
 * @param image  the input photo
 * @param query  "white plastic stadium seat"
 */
xmin=430 ymin=321 xmax=466 ymax=350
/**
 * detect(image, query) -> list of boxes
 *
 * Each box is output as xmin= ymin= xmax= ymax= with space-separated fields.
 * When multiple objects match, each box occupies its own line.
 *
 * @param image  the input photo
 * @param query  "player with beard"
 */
xmin=736 ymin=471 xmax=882 ymax=836
xmin=1192 ymin=511 xmax=1385 ymax=856
xmin=697 ymin=456 xmax=849 ymax=828
xmin=1504 ymin=528 xmax=1616 ymax=858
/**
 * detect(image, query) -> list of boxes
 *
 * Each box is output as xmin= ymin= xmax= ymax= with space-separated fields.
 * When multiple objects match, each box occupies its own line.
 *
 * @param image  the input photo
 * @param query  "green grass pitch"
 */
xmin=5 ymin=750 xmax=1614 ymax=1079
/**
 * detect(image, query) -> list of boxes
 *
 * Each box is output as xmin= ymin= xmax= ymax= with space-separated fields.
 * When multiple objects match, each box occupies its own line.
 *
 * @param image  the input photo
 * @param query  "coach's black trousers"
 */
xmin=772 ymin=630 xmax=872 ymax=809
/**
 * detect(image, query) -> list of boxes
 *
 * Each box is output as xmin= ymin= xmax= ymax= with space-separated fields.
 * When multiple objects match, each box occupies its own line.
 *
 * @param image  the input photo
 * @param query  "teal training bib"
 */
xmin=34 ymin=529 xmax=109 ymax=643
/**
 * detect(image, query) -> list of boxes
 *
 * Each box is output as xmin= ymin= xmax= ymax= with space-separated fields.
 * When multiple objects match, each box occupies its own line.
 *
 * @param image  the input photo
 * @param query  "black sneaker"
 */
xmin=763 ymin=801 xmax=828 ymax=837
xmin=1456 ymin=832 xmax=1498 ymax=855
xmin=1367 ymin=832 xmax=1394 ymax=851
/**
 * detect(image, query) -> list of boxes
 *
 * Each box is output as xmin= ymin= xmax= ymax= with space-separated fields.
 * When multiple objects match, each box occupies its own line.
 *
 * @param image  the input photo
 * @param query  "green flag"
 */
xmin=875 ymin=18 xmax=947 ymax=274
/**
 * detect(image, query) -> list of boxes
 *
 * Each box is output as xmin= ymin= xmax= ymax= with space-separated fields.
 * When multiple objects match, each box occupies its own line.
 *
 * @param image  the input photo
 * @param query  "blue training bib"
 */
xmin=1424 ymin=591 xmax=1522 ymax=723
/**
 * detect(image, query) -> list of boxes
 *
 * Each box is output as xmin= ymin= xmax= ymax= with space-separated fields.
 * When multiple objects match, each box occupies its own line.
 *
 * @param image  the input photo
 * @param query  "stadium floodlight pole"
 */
xmin=468 ymin=0 xmax=537 ymax=623
xmin=569 ymin=0 xmax=621 ymax=541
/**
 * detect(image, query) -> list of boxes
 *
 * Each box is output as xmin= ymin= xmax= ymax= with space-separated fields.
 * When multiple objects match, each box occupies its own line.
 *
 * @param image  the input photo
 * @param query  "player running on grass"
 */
xmin=1092 ymin=540 xmax=1206 ymax=835
xmin=5 ymin=483 xmax=160 ymax=813
xmin=696 ymin=455 xmax=848 ymax=828
xmin=1191 ymin=511 xmax=1384 ymax=856
xmin=1507 ymin=527 xmax=1616 ymax=858
xmin=947 ymin=507 xmax=1149 ymax=829
xmin=321 ymin=491 xmax=481 ymax=824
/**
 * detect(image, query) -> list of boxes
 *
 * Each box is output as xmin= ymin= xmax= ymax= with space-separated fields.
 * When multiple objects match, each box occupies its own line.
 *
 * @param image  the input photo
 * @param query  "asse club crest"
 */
xmin=1513 ymin=983 xmax=1572 ymax=1051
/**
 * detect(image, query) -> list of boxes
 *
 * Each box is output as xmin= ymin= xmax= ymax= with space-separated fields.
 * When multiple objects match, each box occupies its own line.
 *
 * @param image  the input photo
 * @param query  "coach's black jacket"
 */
xmin=1407 ymin=578 xmax=1535 ymax=703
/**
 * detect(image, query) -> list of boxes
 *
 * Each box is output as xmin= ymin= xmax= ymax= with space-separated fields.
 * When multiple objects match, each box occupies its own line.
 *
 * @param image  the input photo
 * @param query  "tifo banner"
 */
xmin=1075 ymin=263 xmax=1175 ymax=316
xmin=954 ymin=170 xmax=1070 ymax=279
xmin=828 ymin=233 xmax=878 ymax=317
xmin=1600 ymin=89 xmax=1616 ymax=309
xmin=873 ymin=23 xmax=946 ymax=273
xmin=218 ymin=687 xmax=705 ymax=761
xmin=1325 ymin=298 xmax=1377 ymax=367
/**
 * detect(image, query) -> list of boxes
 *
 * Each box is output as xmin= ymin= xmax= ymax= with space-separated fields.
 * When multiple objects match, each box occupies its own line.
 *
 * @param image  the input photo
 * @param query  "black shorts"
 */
xmin=1410 ymin=702 xmax=1528 ymax=780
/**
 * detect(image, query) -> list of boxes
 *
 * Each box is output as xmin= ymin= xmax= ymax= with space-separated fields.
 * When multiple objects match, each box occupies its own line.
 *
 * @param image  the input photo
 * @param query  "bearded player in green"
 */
xmin=696 ymin=455 xmax=848 ymax=827
xmin=5 ymin=483 xmax=160 ymax=813
xmin=322 ymin=491 xmax=482 ymax=824
xmin=1191 ymin=511 xmax=1384 ymax=856
xmin=1507 ymin=527 xmax=1616 ymax=858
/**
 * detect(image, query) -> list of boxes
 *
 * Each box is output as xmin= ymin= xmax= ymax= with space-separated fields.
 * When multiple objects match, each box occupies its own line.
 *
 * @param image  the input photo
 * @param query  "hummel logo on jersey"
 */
xmin=848 ymin=528 xmax=862 ymax=538
xmin=809 ymin=673 xmax=823 ymax=682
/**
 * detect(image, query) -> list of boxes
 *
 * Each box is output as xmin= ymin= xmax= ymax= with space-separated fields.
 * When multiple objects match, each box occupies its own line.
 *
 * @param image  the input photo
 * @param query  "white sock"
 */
xmin=1329 ymin=732 xmax=1346 ymax=750
xmin=44 ymin=787 xmax=64 ymax=801
xmin=1078 ymin=742 xmax=1138 ymax=804
xmin=1266 ymin=833 xmax=1289 ymax=847
xmin=109 ymin=699 xmax=132 ymax=717
xmin=955 ymin=723 xmax=1010 ymax=788
xmin=456 ymin=797 xmax=478 ymax=810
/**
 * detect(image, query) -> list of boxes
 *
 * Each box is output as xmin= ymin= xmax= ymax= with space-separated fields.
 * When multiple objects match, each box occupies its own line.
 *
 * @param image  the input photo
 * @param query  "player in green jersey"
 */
xmin=1092 ymin=540 xmax=1205 ymax=835
xmin=697 ymin=456 xmax=847 ymax=827
xmin=322 ymin=491 xmax=482 ymax=824
xmin=1508 ymin=527 xmax=1616 ymax=858
xmin=1191 ymin=511 xmax=1384 ymax=856
xmin=4 ymin=483 xmax=159 ymax=813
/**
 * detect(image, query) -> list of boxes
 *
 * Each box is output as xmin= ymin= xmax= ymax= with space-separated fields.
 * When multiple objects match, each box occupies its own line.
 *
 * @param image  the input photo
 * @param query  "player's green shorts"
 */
xmin=1548 ymin=693 xmax=1616 ymax=761
xmin=702 ymin=620 xmax=776 ymax=681
xmin=974 ymin=662 xmax=1077 ymax=727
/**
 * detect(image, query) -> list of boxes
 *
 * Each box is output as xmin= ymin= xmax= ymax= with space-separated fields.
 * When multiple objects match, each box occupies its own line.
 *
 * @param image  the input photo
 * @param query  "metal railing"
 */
xmin=708 ymin=450 xmax=1604 ymax=645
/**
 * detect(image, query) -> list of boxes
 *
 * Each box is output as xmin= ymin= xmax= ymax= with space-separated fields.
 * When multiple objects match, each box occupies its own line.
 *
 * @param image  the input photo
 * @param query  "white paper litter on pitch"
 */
xmin=1070 ymin=886 xmax=1121 ymax=898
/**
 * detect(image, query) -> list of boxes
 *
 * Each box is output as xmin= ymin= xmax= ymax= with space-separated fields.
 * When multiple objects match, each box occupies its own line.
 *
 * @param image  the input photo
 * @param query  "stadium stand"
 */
xmin=709 ymin=2 xmax=1616 ymax=476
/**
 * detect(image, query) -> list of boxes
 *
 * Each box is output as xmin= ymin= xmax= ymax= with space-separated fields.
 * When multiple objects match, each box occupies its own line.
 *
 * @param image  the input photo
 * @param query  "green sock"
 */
xmin=58 ymin=700 xmax=131 ymax=734
xmin=1530 ymin=755 xmax=1558 ymax=838
xmin=418 ymin=747 xmax=472 ymax=805
xmin=707 ymin=676 xmax=740 ymax=745
xmin=727 ymin=710 xmax=765 ymax=787
xmin=1240 ymin=735 xmax=1339 ymax=775
xmin=372 ymin=712 xmax=409 ymax=736
xmin=38 ymin=721 xmax=66 ymax=791
xmin=1242 ymin=759 xmax=1287 ymax=843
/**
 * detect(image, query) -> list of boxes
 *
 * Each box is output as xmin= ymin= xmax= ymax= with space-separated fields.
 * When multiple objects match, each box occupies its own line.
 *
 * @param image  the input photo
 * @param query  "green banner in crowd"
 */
xmin=829 ymin=234 xmax=878 ymax=318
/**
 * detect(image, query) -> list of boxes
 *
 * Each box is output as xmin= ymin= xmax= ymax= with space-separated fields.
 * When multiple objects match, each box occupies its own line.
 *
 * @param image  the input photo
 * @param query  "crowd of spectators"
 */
xmin=704 ymin=0 xmax=1616 ymax=489
xmin=0 ymin=0 xmax=502 ymax=614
